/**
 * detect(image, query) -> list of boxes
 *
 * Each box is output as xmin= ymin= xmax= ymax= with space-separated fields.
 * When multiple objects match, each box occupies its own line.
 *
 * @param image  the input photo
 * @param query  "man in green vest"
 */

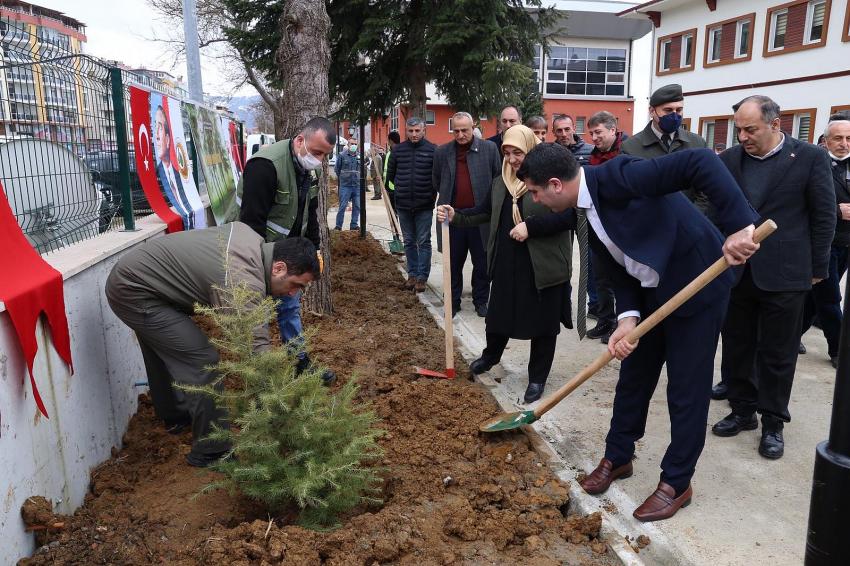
xmin=238 ymin=116 xmax=337 ymax=384
xmin=383 ymin=130 xmax=400 ymax=211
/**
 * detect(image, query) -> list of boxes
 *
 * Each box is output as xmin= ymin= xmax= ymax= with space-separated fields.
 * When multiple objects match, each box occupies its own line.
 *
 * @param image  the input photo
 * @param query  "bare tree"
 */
xmin=248 ymin=99 xmax=276 ymax=133
xmin=276 ymin=0 xmax=333 ymax=314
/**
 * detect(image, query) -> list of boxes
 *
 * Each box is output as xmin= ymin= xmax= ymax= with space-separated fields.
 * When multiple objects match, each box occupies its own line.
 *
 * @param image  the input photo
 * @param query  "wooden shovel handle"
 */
xmin=442 ymin=219 xmax=454 ymax=374
xmin=534 ymin=220 xmax=777 ymax=418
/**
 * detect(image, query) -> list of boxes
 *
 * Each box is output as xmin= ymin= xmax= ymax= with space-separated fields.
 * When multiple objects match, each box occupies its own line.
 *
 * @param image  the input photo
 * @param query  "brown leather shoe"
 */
xmin=633 ymin=482 xmax=692 ymax=522
xmin=414 ymin=278 xmax=427 ymax=293
xmin=579 ymin=458 xmax=633 ymax=495
xmin=403 ymin=276 xmax=416 ymax=290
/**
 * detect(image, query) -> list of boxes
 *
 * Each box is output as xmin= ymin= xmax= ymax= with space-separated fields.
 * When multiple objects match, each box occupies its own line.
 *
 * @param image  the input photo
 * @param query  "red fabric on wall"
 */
xmin=129 ymin=87 xmax=184 ymax=233
xmin=0 ymin=181 xmax=73 ymax=418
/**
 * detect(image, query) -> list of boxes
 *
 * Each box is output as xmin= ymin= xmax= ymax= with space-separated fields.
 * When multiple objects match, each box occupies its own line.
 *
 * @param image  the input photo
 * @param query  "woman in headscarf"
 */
xmin=437 ymin=125 xmax=573 ymax=403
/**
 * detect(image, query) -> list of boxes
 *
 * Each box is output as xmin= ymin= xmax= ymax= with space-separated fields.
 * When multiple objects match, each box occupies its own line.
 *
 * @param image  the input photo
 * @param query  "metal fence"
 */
xmin=0 ymin=18 xmax=151 ymax=254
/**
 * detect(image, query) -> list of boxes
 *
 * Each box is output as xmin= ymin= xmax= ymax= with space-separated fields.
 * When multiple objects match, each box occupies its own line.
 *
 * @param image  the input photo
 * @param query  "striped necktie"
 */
xmin=576 ymin=208 xmax=590 ymax=340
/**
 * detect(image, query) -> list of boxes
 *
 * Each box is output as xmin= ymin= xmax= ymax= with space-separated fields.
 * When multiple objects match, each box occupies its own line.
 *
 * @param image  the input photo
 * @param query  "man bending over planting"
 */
xmin=106 ymin=223 xmax=320 ymax=467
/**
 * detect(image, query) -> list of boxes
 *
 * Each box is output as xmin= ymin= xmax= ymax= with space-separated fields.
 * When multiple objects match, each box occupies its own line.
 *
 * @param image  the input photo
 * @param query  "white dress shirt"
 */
xmin=577 ymin=168 xmax=659 ymax=321
xmin=745 ymin=133 xmax=785 ymax=161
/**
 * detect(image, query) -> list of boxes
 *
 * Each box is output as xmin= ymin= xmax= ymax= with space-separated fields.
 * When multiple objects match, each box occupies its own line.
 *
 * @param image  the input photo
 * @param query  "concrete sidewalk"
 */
xmin=334 ymin=195 xmax=840 ymax=565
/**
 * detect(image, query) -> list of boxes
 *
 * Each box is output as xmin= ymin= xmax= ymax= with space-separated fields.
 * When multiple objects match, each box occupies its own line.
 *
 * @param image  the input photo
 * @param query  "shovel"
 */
xmin=370 ymin=147 xmax=404 ymax=254
xmin=415 ymin=218 xmax=456 ymax=379
xmin=480 ymin=219 xmax=777 ymax=433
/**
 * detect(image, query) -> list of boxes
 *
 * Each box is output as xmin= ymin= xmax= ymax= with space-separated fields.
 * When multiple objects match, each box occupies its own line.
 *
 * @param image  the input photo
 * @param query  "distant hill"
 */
xmin=207 ymin=94 xmax=261 ymax=129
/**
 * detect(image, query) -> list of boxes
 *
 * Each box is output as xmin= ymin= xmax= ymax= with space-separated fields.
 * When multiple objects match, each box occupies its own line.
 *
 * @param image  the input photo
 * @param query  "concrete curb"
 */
xmin=375 ymin=241 xmax=672 ymax=566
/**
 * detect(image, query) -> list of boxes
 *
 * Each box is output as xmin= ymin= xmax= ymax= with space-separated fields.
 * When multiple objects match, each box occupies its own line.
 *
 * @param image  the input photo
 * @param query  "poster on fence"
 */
xmin=129 ymin=86 xmax=183 ymax=232
xmin=185 ymin=104 xmax=240 ymax=225
xmin=150 ymin=92 xmax=206 ymax=229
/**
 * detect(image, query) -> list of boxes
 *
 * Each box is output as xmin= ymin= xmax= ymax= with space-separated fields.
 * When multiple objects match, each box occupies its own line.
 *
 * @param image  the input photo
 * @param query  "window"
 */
xmin=736 ymin=20 xmax=751 ymax=57
xmin=765 ymin=0 xmax=831 ymax=56
xmin=704 ymin=13 xmax=755 ymax=67
xmin=699 ymin=115 xmax=734 ymax=148
xmin=532 ymin=44 xmax=543 ymax=92
xmin=780 ymin=109 xmax=817 ymax=142
xmin=660 ymin=39 xmax=673 ymax=71
xmin=425 ymin=110 xmax=436 ymax=126
xmin=682 ymin=118 xmax=692 ymax=132
xmin=656 ymin=29 xmax=697 ymax=75
xmin=390 ymin=107 xmax=398 ymax=132
xmin=682 ymin=33 xmax=694 ymax=67
xmin=806 ymin=0 xmax=827 ymax=42
xmin=844 ymin=0 xmax=850 ymax=41
xmin=575 ymin=116 xmax=586 ymax=134
xmin=707 ymin=27 xmax=722 ymax=62
xmin=545 ymin=47 xmax=627 ymax=96
xmin=770 ymin=9 xmax=789 ymax=49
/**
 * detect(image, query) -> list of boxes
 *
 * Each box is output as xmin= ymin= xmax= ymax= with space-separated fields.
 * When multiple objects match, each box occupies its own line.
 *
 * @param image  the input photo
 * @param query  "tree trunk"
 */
xmin=275 ymin=0 xmax=333 ymax=315
xmin=407 ymin=64 xmax=428 ymax=122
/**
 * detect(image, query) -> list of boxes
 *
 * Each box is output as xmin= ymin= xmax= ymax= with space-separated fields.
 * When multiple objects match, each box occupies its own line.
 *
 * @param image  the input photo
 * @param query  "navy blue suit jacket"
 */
xmin=584 ymin=149 xmax=759 ymax=318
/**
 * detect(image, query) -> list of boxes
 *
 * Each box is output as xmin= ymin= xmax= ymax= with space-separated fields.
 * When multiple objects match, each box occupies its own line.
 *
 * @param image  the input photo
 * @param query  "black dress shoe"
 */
xmin=186 ymin=449 xmax=231 ymax=468
xmin=759 ymin=423 xmax=784 ymax=459
xmin=711 ymin=382 xmax=729 ymax=400
xmin=524 ymin=382 xmax=545 ymax=403
xmin=587 ymin=321 xmax=614 ymax=340
xmin=712 ymin=412 xmax=758 ymax=437
xmin=831 ymin=356 xmax=840 ymax=369
xmin=470 ymin=357 xmax=495 ymax=375
xmin=370 ymin=196 xmax=382 ymax=200
xmin=452 ymin=303 xmax=460 ymax=318
xmin=799 ymin=342 xmax=807 ymax=354
xmin=475 ymin=303 xmax=488 ymax=317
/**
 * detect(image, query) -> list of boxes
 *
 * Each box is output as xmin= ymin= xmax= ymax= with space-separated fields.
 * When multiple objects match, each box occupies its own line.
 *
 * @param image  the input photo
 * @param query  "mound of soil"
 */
xmin=20 ymin=232 xmax=614 ymax=565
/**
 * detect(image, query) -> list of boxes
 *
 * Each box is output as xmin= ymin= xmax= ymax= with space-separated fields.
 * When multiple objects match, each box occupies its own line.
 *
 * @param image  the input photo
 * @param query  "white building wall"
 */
xmin=0 ymin=218 xmax=167 ymax=564
xmin=643 ymin=0 xmax=850 ymax=139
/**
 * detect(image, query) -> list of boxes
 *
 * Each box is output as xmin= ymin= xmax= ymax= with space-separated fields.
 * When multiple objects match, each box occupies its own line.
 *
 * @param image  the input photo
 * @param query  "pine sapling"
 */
xmin=188 ymin=280 xmax=384 ymax=528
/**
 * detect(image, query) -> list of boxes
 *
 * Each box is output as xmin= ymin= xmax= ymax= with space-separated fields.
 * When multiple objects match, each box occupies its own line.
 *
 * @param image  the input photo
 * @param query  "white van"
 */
xmin=246 ymin=133 xmax=276 ymax=159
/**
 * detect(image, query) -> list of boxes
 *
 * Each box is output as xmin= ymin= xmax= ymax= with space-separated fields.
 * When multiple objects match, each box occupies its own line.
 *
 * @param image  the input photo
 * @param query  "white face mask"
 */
xmin=296 ymin=139 xmax=323 ymax=170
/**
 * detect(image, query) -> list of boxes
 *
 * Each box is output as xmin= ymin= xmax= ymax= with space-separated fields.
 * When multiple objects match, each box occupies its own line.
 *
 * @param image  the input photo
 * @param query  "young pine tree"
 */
xmin=189 ymin=281 xmax=384 ymax=528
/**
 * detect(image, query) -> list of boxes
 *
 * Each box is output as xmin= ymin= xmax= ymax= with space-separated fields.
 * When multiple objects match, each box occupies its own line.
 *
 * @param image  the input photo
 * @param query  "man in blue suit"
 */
xmin=516 ymin=143 xmax=760 ymax=522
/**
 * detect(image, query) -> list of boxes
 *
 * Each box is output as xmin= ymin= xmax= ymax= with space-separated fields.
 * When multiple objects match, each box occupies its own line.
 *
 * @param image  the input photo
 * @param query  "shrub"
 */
xmin=188 ymin=281 xmax=383 ymax=528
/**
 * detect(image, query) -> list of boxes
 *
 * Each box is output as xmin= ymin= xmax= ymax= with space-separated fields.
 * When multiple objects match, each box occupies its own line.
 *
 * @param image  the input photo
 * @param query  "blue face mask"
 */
xmin=658 ymin=112 xmax=683 ymax=134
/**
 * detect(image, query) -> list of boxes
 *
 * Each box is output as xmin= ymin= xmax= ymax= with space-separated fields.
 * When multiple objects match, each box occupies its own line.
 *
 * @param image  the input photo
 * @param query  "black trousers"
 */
xmin=481 ymin=332 xmax=556 ymax=384
xmin=106 ymin=297 xmax=230 ymax=456
xmin=590 ymin=250 xmax=616 ymax=325
xmin=449 ymin=225 xmax=489 ymax=308
xmin=604 ymin=288 xmax=727 ymax=494
xmin=723 ymin=267 xmax=807 ymax=422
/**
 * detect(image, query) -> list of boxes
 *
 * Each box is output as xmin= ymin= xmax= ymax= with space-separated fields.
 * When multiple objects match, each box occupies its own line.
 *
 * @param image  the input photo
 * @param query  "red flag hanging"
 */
xmin=0 ymin=180 xmax=73 ymax=419
xmin=129 ymin=86 xmax=183 ymax=233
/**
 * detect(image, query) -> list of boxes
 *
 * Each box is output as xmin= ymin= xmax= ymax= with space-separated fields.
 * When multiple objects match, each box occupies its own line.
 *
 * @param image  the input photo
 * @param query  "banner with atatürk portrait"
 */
xmin=185 ymin=104 xmax=240 ymax=225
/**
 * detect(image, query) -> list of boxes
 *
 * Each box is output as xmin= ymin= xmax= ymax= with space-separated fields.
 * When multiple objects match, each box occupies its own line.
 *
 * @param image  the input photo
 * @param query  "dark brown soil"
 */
xmin=20 ymin=232 xmax=615 ymax=565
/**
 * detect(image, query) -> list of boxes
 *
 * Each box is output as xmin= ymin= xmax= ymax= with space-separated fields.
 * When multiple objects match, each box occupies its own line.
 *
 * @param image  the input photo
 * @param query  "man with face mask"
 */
xmin=238 ymin=116 xmax=337 ymax=385
xmin=622 ymin=84 xmax=710 ymax=214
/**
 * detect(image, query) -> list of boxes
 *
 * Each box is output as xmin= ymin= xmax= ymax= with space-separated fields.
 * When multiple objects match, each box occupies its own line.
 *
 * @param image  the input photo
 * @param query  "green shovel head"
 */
xmin=389 ymin=237 xmax=404 ymax=254
xmin=479 ymin=409 xmax=538 ymax=432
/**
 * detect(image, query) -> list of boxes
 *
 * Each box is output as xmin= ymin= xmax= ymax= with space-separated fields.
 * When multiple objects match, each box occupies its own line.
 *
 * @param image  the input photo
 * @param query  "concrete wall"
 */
xmin=0 ymin=216 xmax=167 ymax=565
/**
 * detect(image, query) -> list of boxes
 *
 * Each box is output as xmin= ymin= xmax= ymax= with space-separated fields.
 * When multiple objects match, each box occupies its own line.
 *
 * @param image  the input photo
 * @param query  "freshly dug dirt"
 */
xmin=20 ymin=232 xmax=615 ymax=565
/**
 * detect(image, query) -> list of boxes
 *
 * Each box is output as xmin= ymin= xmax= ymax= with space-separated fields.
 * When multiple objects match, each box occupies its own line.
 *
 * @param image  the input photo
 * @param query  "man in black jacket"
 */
xmin=434 ymin=112 xmax=501 ymax=317
xmin=712 ymin=95 xmax=835 ymax=460
xmin=387 ymin=117 xmax=438 ymax=292
xmin=801 ymin=117 xmax=850 ymax=368
xmin=487 ymin=106 xmax=522 ymax=151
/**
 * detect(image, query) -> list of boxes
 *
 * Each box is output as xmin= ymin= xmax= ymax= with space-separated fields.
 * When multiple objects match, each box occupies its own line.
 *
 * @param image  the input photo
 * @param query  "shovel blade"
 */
xmin=389 ymin=238 xmax=404 ymax=254
xmin=414 ymin=366 xmax=455 ymax=379
xmin=479 ymin=409 xmax=538 ymax=432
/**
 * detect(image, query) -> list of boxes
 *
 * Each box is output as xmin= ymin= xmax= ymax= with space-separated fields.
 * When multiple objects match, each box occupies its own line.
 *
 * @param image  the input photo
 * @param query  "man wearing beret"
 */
xmin=622 ymin=84 xmax=710 ymax=214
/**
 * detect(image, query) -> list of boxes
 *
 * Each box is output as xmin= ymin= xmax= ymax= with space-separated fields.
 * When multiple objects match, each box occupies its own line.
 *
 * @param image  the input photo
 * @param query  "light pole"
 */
xmin=805 ymin=272 xmax=850 ymax=564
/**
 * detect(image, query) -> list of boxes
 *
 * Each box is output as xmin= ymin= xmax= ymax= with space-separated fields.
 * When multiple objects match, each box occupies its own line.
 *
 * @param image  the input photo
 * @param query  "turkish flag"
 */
xmin=129 ymin=86 xmax=183 ymax=233
xmin=0 ymin=180 xmax=73 ymax=419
